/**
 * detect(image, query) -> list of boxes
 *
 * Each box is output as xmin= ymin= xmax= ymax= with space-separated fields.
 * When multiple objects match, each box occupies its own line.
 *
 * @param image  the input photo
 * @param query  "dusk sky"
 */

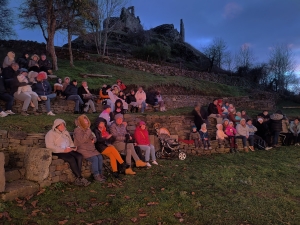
xmin=11 ymin=0 xmax=300 ymax=74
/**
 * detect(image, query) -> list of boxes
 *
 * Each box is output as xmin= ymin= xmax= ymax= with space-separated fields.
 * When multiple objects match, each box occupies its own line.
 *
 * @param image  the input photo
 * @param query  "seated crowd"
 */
xmin=191 ymin=99 xmax=300 ymax=153
xmin=0 ymin=51 xmax=166 ymax=117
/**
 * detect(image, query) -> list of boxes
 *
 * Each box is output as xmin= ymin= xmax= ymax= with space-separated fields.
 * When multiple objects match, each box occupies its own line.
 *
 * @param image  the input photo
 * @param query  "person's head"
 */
xmin=229 ymin=121 xmax=234 ymax=127
xmin=240 ymin=118 xmax=246 ymax=126
xmin=11 ymin=63 xmax=19 ymax=71
xmin=216 ymin=124 xmax=223 ymax=130
xmin=82 ymin=81 xmax=88 ymax=87
xmin=64 ymin=77 xmax=70 ymax=83
xmin=114 ymin=113 xmax=123 ymax=125
xmin=102 ymin=105 xmax=111 ymax=112
xmin=217 ymin=99 xmax=223 ymax=106
xmin=194 ymin=102 xmax=201 ymax=110
xmin=263 ymin=110 xmax=268 ymax=116
xmin=236 ymin=111 xmax=241 ymax=117
xmin=229 ymin=104 xmax=233 ymax=108
xmin=139 ymin=121 xmax=146 ymax=130
xmin=36 ymin=71 xmax=47 ymax=81
xmin=192 ymin=125 xmax=197 ymax=132
xmin=223 ymin=119 xmax=229 ymax=126
xmin=117 ymin=79 xmax=122 ymax=85
xmin=77 ymin=114 xmax=91 ymax=130
xmin=32 ymin=54 xmax=39 ymax=61
xmin=114 ymin=86 xmax=119 ymax=91
xmin=18 ymin=68 xmax=28 ymax=76
xmin=7 ymin=51 xmax=15 ymax=59
xmin=246 ymin=119 xmax=252 ymax=125
xmin=119 ymin=91 xmax=124 ymax=96
xmin=57 ymin=78 xmax=62 ymax=84
xmin=130 ymin=89 xmax=135 ymax=95
xmin=138 ymin=86 xmax=143 ymax=92
xmin=294 ymin=118 xmax=299 ymax=125
xmin=24 ymin=53 xmax=29 ymax=58
xmin=225 ymin=102 xmax=229 ymax=106
xmin=115 ymin=99 xmax=122 ymax=108
xmin=213 ymin=99 xmax=218 ymax=105
xmin=53 ymin=119 xmax=67 ymax=132
xmin=71 ymin=79 xmax=77 ymax=86
xmin=201 ymin=123 xmax=207 ymax=130
xmin=241 ymin=110 xmax=246 ymax=115
xmin=40 ymin=54 xmax=47 ymax=60
xmin=98 ymin=120 xmax=106 ymax=129
xmin=257 ymin=117 xmax=263 ymax=124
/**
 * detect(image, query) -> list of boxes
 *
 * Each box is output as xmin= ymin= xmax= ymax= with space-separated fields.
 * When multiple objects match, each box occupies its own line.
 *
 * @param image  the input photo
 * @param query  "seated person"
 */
xmin=225 ymin=121 xmax=237 ymax=153
xmin=156 ymin=90 xmax=166 ymax=111
xmin=228 ymin=110 xmax=240 ymax=126
xmin=134 ymin=121 xmax=158 ymax=167
xmin=247 ymin=119 xmax=272 ymax=150
xmin=64 ymin=79 xmax=84 ymax=114
xmin=199 ymin=123 xmax=212 ymax=150
xmin=73 ymin=115 xmax=106 ymax=183
xmin=241 ymin=110 xmax=250 ymax=120
xmin=98 ymin=84 xmax=110 ymax=102
xmin=111 ymin=84 xmax=120 ymax=96
xmin=254 ymin=117 xmax=272 ymax=147
xmin=222 ymin=118 xmax=229 ymax=131
xmin=93 ymin=117 xmax=126 ymax=178
xmin=32 ymin=72 xmax=56 ymax=116
xmin=38 ymin=54 xmax=52 ymax=74
xmin=146 ymin=90 xmax=158 ymax=111
xmin=126 ymin=89 xmax=139 ymax=113
xmin=17 ymin=53 xmax=29 ymax=69
xmin=207 ymin=99 xmax=223 ymax=124
xmin=45 ymin=118 xmax=90 ymax=186
xmin=236 ymin=118 xmax=254 ymax=152
xmin=257 ymin=110 xmax=270 ymax=122
xmin=289 ymin=118 xmax=300 ymax=146
xmin=118 ymin=91 xmax=126 ymax=101
xmin=28 ymin=54 xmax=40 ymax=72
xmin=279 ymin=115 xmax=293 ymax=146
xmin=62 ymin=77 xmax=70 ymax=92
xmin=113 ymin=99 xmax=126 ymax=115
xmin=54 ymin=77 xmax=64 ymax=98
xmin=116 ymin=79 xmax=126 ymax=91
xmin=99 ymin=105 xmax=113 ymax=127
xmin=135 ymin=86 xmax=147 ymax=113
xmin=3 ymin=51 xmax=15 ymax=68
xmin=235 ymin=111 xmax=242 ymax=124
xmin=107 ymin=87 xmax=128 ymax=112
xmin=110 ymin=114 xmax=147 ymax=175
xmin=216 ymin=124 xmax=228 ymax=148
xmin=77 ymin=81 xmax=96 ymax=114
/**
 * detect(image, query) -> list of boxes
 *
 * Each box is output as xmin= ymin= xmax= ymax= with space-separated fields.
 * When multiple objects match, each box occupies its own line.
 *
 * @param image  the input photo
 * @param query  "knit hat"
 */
xmin=102 ymin=84 xmax=107 ymax=88
xmin=102 ymin=105 xmax=111 ymax=110
xmin=222 ymin=118 xmax=229 ymax=124
xmin=37 ymin=71 xmax=47 ymax=80
xmin=114 ymin=113 xmax=123 ymax=120
xmin=192 ymin=125 xmax=197 ymax=130
xmin=18 ymin=68 xmax=28 ymax=74
xmin=139 ymin=121 xmax=146 ymax=126
xmin=217 ymin=99 xmax=223 ymax=104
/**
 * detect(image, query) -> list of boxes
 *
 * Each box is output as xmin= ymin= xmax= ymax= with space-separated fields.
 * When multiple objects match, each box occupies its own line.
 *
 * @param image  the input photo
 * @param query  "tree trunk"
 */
xmin=68 ymin=27 xmax=74 ymax=67
xmin=47 ymin=0 xmax=58 ymax=71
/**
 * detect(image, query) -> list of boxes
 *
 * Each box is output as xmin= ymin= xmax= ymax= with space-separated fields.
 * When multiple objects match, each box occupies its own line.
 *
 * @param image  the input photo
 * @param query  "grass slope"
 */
xmin=1 ymin=147 xmax=299 ymax=224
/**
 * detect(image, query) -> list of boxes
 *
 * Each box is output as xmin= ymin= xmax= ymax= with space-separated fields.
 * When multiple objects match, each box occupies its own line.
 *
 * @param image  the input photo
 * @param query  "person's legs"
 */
xmin=0 ymin=93 xmax=14 ymax=111
xmin=113 ymin=142 xmax=130 ymax=165
xmin=44 ymin=93 xmax=56 ymax=112
xmin=89 ymin=100 xmax=96 ymax=112
xmin=53 ymin=152 xmax=82 ymax=177
xmin=236 ymin=136 xmax=247 ymax=147
xmin=273 ymin=131 xmax=280 ymax=146
xmin=141 ymin=101 xmax=146 ymax=113
xmin=149 ymin=144 xmax=156 ymax=161
xmin=30 ymin=93 xmax=39 ymax=111
xmin=138 ymin=145 xmax=150 ymax=162
xmin=86 ymin=155 xmax=100 ymax=176
xmin=248 ymin=135 xmax=254 ymax=146
xmin=67 ymin=95 xmax=83 ymax=111
xmin=14 ymin=92 xmax=31 ymax=112
xmin=102 ymin=146 xmax=124 ymax=172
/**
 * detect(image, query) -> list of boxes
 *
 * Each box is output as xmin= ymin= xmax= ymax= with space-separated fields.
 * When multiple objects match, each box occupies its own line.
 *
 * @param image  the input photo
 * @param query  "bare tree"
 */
xmin=268 ymin=44 xmax=295 ymax=92
xmin=0 ymin=0 xmax=16 ymax=39
xmin=203 ymin=37 xmax=227 ymax=72
xmin=222 ymin=51 xmax=233 ymax=73
xmin=235 ymin=44 xmax=255 ymax=69
xmin=19 ymin=0 xmax=67 ymax=70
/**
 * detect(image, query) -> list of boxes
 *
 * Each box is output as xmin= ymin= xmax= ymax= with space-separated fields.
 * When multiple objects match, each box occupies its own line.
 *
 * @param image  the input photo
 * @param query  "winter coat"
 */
xmin=110 ymin=122 xmax=129 ymax=143
xmin=146 ymin=91 xmax=157 ymax=106
xmin=93 ymin=117 xmax=116 ymax=153
xmin=289 ymin=121 xmax=300 ymax=135
xmin=192 ymin=108 xmax=207 ymax=131
xmin=281 ymin=118 xmax=290 ymax=133
xmin=0 ymin=74 xmax=8 ymax=94
xmin=189 ymin=131 xmax=200 ymax=140
xmin=99 ymin=110 xmax=112 ymax=126
xmin=17 ymin=54 xmax=29 ymax=69
xmin=32 ymin=80 xmax=52 ymax=96
xmin=126 ymin=94 xmax=136 ymax=104
xmin=78 ymin=85 xmax=91 ymax=103
xmin=228 ymin=112 xmax=240 ymax=126
xmin=254 ymin=121 xmax=270 ymax=138
xmin=236 ymin=124 xmax=249 ymax=137
xmin=269 ymin=113 xmax=283 ymax=132
xmin=135 ymin=90 xmax=147 ymax=105
xmin=45 ymin=119 xmax=75 ymax=153
xmin=134 ymin=126 xmax=150 ymax=145
xmin=199 ymin=130 xmax=209 ymax=140
xmin=64 ymin=83 xmax=79 ymax=98
xmin=113 ymin=99 xmax=125 ymax=115
xmin=2 ymin=52 xmax=15 ymax=68
xmin=225 ymin=126 xmax=236 ymax=136
xmin=73 ymin=115 xmax=100 ymax=159
xmin=207 ymin=103 xmax=218 ymax=115
xmin=38 ymin=59 xmax=52 ymax=70
xmin=2 ymin=66 xmax=18 ymax=81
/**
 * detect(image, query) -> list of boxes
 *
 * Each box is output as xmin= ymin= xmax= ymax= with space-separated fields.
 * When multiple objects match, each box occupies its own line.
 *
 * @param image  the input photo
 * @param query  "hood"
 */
xmin=270 ymin=113 xmax=283 ymax=120
xmin=7 ymin=51 xmax=15 ymax=59
xmin=112 ymin=84 xmax=120 ymax=90
xmin=52 ymin=119 xmax=66 ymax=130
xmin=76 ymin=114 xmax=91 ymax=130
xmin=94 ymin=117 xmax=107 ymax=129
xmin=64 ymin=77 xmax=70 ymax=82
xmin=31 ymin=54 xmax=40 ymax=60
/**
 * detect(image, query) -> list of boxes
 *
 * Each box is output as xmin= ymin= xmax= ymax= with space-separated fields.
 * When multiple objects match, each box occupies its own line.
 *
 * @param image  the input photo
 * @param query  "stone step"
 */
xmin=1 ymin=179 xmax=39 ymax=201
xmin=5 ymin=168 xmax=25 ymax=182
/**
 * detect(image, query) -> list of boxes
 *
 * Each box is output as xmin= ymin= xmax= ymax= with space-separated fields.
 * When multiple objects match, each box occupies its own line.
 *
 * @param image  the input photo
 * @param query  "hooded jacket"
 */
xmin=93 ymin=117 xmax=116 ymax=152
xmin=3 ymin=51 xmax=15 ymax=68
xmin=45 ymin=119 xmax=75 ymax=153
xmin=32 ymin=79 xmax=52 ymax=96
xmin=73 ymin=115 xmax=99 ymax=159
xmin=64 ymin=83 xmax=79 ymax=98
xmin=134 ymin=126 xmax=150 ymax=145
xmin=269 ymin=112 xmax=284 ymax=132
xmin=289 ymin=121 xmax=300 ymax=135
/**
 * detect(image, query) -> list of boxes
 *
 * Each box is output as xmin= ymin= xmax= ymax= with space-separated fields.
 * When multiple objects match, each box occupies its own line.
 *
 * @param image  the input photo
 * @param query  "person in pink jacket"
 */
xmin=225 ymin=121 xmax=237 ymax=153
xmin=134 ymin=121 xmax=158 ymax=167
xmin=135 ymin=86 xmax=147 ymax=113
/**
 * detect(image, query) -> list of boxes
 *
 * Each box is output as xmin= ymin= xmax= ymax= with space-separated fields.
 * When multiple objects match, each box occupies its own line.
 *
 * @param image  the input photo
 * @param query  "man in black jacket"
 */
xmin=0 ymin=71 xmax=15 ymax=117
xmin=64 ymin=80 xmax=84 ymax=114
xmin=207 ymin=99 xmax=222 ymax=124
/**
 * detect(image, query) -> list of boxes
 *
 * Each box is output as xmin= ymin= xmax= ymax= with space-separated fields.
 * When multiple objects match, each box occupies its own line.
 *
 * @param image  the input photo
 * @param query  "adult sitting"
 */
xmin=62 ymin=77 xmax=70 ymax=92
xmin=64 ymin=79 xmax=84 ymax=114
xmin=110 ymin=114 xmax=147 ymax=175
xmin=99 ymin=105 xmax=113 ymax=127
xmin=97 ymin=84 xmax=110 ymax=104
xmin=269 ymin=110 xmax=284 ymax=148
xmin=77 ymin=81 xmax=96 ymax=114
xmin=192 ymin=102 xmax=207 ymax=131
xmin=17 ymin=53 xmax=29 ymax=69
xmin=107 ymin=88 xmax=128 ymax=112
xmin=28 ymin=54 xmax=40 ymax=71
xmin=236 ymin=118 xmax=254 ymax=152
xmin=0 ymin=71 xmax=15 ymax=116
xmin=228 ymin=109 xmax=240 ymax=126
xmin=12 ymin=69 xmax=39 ymax=116
xmin=53 ymin=77 xmax=64 ymax=98
xmin=279 ymin=115 xmax=293 ymax=146
xmin=156 ymin=90 xmax=166 ymax=112
xmin=2 ymin=62 xmax=19 ymax=83
xmin=45 ymin=118 xmax=90 ymax=186
xmin=241 ymin=110 xmax=250 ymax=120
xmin=38 ymin=54 xmax=52 ymax=74
xmin=94 ymin=117 xmax=126 ymax=178
xmin=135 ymin=86 xmax=147 ymax=113
xmin=2 ymin=51 xmax=15 ymax=68
xmin=257 ymin=110 xmax=270 ymax=122
xmin=73 ymin=115 xmax=106 ymax=182
xmin=134 ymin=121 xmax=158 ymax=167
xmin=116 ymin=79 xmax=126 ymax=91
xmin=146 ymin=90 xmax=158 ymax=111
xmin=32 ymin=72 xmax=56 ymax=116
xmin=126 ymin=89 xmax=139 ymax=113
xmin=247 ymin=119 xmax=272 ymax=151
xmin=207 ymin=99 xmax=223 ymax=124
xmin=289 ymin=118 xmax=300 ymax=146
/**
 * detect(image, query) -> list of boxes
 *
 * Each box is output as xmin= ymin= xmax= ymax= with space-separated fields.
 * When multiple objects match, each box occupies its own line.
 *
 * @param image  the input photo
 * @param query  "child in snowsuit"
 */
xmin=199 ymin=123 xmax=212 ymax=150
xmin=225 ymin=121 xmax=237 ymax=153
xmin=189 ymin=125 xmax=202 ymax=149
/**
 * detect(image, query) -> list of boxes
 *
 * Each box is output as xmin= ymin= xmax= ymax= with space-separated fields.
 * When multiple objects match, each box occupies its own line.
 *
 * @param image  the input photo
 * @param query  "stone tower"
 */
xmin=180 ymin=19 xmax=185 ymax=42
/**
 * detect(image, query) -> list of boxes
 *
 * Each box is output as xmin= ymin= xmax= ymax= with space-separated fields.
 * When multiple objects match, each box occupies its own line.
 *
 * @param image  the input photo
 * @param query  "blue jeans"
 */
xmin=0 ymin=92 xmax=14 ymax=111
xmin=236 ymin=135 xmax=247 ymax=147
xmin=141 ymin=101 xmax=146 ymax=113
xmin=273 ymin=131 xmax=280 ymax=145
xmin=67 ymin=95 xmax=83 ymax=111
xmin=138 ymin=144 xmax=156 ymax=162
xmin=86 ymin=155 xmax=103 ymax=176
xmin=44 ymin=93 xmax=56 ymax=112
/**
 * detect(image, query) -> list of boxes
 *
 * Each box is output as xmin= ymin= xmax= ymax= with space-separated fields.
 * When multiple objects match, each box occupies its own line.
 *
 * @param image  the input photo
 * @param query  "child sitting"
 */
xmin=199 ymin=123 xmax=212 ymax=150
xmin=54 ymin=77 xmax=64 ymax=98
xmin=235 ymin=112 xmax=242 ymax=124
xmin=189 ymin=125 xmax=202 ymax=150
xmin=216 ymin=124 xmax=228 ymax=148
xmin=225 ymin=121 xmax=237 ymax=153
xmin=113 ymin=99 xmax=126 ymax=115
xmin=228 ymin=103 xmax=236 ymax=113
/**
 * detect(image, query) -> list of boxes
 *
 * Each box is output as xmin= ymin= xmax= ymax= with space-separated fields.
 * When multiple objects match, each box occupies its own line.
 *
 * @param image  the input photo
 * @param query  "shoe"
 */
xmin=32 ymin=111 xmax=40 ymax=115
xmin=208 ymin=147 xmax=212 ymax=150
xmin=249 ymin=146 xmax=255 ymax=152
xmin=74 ymin=177 xmax=84 ymax=186
xmin=135 ymin=160 xmax=147 ymax=167
xmin=21 ymin=111 xmax=29 ymax=116
xmin=204 ymin=147 xmax=208 ymax=150
xmin=152 ymin=161 xmax=158 ymax=165
xmin=94 ymin=174 xmax=106 ymax=183
xmin=5 ymin=110 xmax=15 ymax=115
xmin=119 ymin=163 xmax=127 ymax=174
xmin=47 ymin=111 xmax=56 ymax=116
xmin=0 ymin=111 xmax=8 ymax=117
xmin=265 ymin=147 xmax=272 ymax=151
xmin=80 ymin=177 xmax=91 ymax=186
xmin=40 ymin=96 xmax=47 ymax=101
xmin=99 ymin=174 xmax=107 ymax=180
xmin=244 ymin=147 xmax=249 ymax=152
xmin=125 ymin=168 xmax=136 ymax=175
xmin=146 ymin=162 xmax=151 ymax=167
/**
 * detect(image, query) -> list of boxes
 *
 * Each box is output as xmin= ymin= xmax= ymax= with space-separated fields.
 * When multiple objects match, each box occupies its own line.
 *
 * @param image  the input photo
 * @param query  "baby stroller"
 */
xmin=153 ymin=123 xmax=187 ymax=160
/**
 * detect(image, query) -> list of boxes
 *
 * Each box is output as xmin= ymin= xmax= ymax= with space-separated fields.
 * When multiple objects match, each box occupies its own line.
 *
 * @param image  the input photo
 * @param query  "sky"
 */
xmin=10 ymin=0 xmax=300 ymax=74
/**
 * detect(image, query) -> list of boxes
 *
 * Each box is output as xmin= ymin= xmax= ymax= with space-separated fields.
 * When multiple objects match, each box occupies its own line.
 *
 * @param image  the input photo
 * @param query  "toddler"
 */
xmin=225 ymin=121 xmax=237 ymax=153
xmin=216 ymin=124 xmax=228 ymax=148
xmin=189 ymin=125 xmax=202 ymax=149
xmin=199 ymin=123 xmax=212 ymax=150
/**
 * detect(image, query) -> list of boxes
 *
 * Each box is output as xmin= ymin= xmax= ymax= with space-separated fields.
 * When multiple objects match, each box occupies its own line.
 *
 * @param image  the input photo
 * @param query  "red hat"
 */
xmin=37 ymin=72 xmax=47 ymax=80
xmin=217 ymin=99 xmax=223 ymax=104
xmin=139 ymin=121 xmax=146 ymax=126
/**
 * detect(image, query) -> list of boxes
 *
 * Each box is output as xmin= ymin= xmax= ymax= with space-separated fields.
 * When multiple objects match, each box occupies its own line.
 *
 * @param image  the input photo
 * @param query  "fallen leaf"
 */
xmin=107 ymin=194 xmax=116 ymax=197
xmin=124 ymin=196 xmax=130 ymax=199
xmin=161 ymin=188 xmax=165 ymax=191
xmin=25 ymin=194 xmax=33 ymax=201
xmin=94 ymin=220 xmax=103 ymax=224
xmin=1 ymin=212 xmax=12 ymax=221
xmin=174 ymin=212 xmax=183 ymax=218
xmin=76 ymin=208 xmax=87 ymax=213
xmin=37 ymin=189 xmax=46 ymax=196
xmin=31 ymin=200 xmax=38 ymax=208
xmin=90 ymin=190 xmax=97 ymax=193
xmin=90 ymin=198 xmax=97 ymax=201
xmin=139 ymin=213 xmax=147 ymax=217
xmin=58 ymin=220 xmax=68 ymax=225
xmin=131 ymin=217 xmax=138 ymax=223
xmin=191 ymin=192 xmax=195 ymax=195
xmin=150 ymin=187 xmax=155 ymax=190
xmin=179 ymin=218 xmax=184 ymax=222
xmin=31 ymin=209 xmax=40 ymax=217
xmin=147 ymin=202 xmax=159 ymax=206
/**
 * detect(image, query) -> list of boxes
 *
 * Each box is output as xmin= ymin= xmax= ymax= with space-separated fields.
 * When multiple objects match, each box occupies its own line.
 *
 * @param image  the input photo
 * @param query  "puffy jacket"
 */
xmin=32 ymin=80 xmax=52 ymax=96
xmin=207 ymin=103 xmax=218 ymax=115
xmin=134 ymin=126 xmax=150 ymax=145
xmin=269 ymin=113 xmax=283 ymax=132
xmin=236 ymin=124 xmax=249 ymax=137
xmin=64 ymin=83 xmax=78 ymax=98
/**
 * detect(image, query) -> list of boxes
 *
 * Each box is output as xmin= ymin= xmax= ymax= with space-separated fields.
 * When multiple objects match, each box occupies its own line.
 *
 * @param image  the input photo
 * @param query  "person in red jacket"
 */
xmin=134 ymin=121 xmax=158 ymax=167
xmin=116 ymin=79 xmax=126 ymax=91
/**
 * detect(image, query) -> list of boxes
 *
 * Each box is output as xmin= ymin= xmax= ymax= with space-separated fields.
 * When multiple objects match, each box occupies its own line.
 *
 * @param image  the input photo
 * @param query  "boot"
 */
xmin=125 ymin=167 xmax=136 ymax=175
xmin=119 ymin=162 xmax=127 ymax=174
xmin=135 ymin=160 xmax=147 ymax=167
xmin=130 ymin=106 xmax=134 ymax=113
xmin=94 ymin=174 xmax=106 ymax=183
xmin=244 ymin=147 xmax=249 ymax=152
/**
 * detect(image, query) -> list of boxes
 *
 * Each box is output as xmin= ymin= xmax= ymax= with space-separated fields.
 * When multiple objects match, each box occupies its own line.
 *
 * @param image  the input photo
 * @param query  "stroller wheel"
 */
xmin=178 ymin=152 xmax=187 ymax=160
xmin=155 ymin=151 xmax=163 ymax=159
